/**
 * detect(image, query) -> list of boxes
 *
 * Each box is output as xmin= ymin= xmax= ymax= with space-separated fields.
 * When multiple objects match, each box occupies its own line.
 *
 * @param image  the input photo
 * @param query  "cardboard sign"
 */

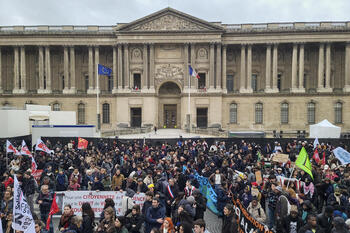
xmin=255 ymin=170 xmax=262 ymax=184
xmin=271 ymin=153 xmax=289 ymax=163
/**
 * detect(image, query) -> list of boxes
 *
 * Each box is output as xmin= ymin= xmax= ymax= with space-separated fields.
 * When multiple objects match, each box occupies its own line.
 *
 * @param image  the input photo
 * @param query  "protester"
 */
xmin=114 ymin=216 xmax=129 ymax=233
xmin=2 ymin=136 xmax=350 ymax=233
xmin=59 ymin=204 xmax=75 ymax=232
xmin=125 ymin=205 xmax=144 ymax=233
xmin=81 ymin=202 xmax=95 ymax=233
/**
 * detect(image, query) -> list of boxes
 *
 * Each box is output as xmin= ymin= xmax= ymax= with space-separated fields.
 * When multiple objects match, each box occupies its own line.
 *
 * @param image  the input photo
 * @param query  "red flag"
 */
xmin=46 ymin=193 xmax=59 ymax=230
xmin=36 ymin=138 xmax=54 ymax=154
xmin=20 ymin=140 xmax=32 ymax=156
xmin=6 ymin=140 xmax=20 ymax=155
xmin=322 ymin=151 xmax=326 ymax=165
xmin=313 ymin=149 xmax=320 ymax=164
xmin=78 ymin=137 xmax=88 ymax=149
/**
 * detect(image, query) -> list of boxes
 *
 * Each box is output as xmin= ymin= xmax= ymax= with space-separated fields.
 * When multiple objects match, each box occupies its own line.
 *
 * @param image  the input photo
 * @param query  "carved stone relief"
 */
xmin=131 ymin=47 xmax=142 ymax=61
xmin=197 ymin=48 xmax=208 ymax=60
xmin=155 ymin=64 xmax=184 ymax=87
xmin=131 ymin=15 xmax=207 ymax=31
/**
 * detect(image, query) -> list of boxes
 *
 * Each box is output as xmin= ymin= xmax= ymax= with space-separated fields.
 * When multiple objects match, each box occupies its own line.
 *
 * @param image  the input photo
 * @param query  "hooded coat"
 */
xmin=247 ymin=202 xmax=266 ymax=223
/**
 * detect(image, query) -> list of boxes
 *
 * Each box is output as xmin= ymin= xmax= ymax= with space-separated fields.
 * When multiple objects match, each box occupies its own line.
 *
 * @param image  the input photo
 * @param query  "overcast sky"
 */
xmin=0 ymin=0 xmax=349 ymax=26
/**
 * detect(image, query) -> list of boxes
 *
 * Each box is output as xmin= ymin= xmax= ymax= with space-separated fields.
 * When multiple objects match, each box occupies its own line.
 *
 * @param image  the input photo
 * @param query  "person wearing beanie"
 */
xmin=331 ymin=216 xmax=349 ymax=233
xmin=281 ymin=205 xmax=303 ymax=233
xmin=317 ymin=206 xmax=334 ymax=233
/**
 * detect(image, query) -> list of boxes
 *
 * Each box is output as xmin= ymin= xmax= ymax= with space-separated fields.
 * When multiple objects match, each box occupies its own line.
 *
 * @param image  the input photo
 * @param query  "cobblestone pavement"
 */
xmin=204 ymin=209 xmax=222 ymax=233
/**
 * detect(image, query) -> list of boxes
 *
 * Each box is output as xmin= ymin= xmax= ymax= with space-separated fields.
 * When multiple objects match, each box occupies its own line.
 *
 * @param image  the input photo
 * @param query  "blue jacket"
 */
xmin=145 ymin=205 xmax=165 ymax=233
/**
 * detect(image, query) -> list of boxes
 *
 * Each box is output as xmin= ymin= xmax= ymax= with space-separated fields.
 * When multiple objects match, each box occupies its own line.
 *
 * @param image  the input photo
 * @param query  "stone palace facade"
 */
xmin=1 ymin=8 xmax=350 ymax=136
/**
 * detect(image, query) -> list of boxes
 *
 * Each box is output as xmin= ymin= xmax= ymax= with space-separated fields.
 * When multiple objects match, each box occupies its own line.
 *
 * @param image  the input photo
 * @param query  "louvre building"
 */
xmin=1 ymin=8 xmax=350 ymax=136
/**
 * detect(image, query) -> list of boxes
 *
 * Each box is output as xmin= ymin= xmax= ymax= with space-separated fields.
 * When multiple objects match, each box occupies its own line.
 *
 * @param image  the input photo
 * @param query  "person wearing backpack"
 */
xmin=247 ymin=196 xmax=266 ymax=224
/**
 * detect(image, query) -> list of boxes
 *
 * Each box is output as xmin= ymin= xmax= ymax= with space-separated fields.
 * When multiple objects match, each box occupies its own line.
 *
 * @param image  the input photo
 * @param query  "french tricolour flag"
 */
xmin=189 ymin=65 xmax=200 ymax=79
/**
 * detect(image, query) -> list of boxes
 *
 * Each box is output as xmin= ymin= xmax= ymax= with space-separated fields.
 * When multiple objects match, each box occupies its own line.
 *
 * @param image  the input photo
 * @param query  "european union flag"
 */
xmin=98 ymin=64 xmax=112 ymax=76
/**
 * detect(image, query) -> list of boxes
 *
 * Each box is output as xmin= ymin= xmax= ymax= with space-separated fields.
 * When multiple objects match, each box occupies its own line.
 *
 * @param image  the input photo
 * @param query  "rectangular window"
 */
xmin=229 ymin=103 xmax=237 ymax=123
xmin=255 ymin=103 xmax=263 ymax=124
xmin=307 ymin=103 xmax=315 ymax=124
xmin=277 ymin=74 xmax=282 ymax=91
xmin=133 ymin=73 xmax=141 ymax=90
xmin=131 ymin=108 xmax=142 ymax=127
xmin=227 ymin=75 xmax=234 ymax=92
xmin=108 ymin=76 xmax=113 ymax=92
xmin=85 ymin=75 xmax=89 ymax=93
xmin=252 ymin=74 xmax=257 ymax=92
xmin=335 ymin=102 xmax=342 ymax=124
xmin=78 ymin=104 xmax=85 ymax=125
xmin=103 ymin=103 xmax=110 ymax=124
xmin=196 ymin=108 xmax=208 ymax=128
xmin=281 ymin=103 xmax=289 ymax=124
xmin=198 ymin=73 xmax=206 ymax=89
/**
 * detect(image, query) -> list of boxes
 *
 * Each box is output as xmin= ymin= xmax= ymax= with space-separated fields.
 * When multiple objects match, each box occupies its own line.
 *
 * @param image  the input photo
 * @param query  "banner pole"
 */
xmin=286 ymin=165 xmax=296 ymax=189
xmin=188 ymin=73 xmax=191 ymax=133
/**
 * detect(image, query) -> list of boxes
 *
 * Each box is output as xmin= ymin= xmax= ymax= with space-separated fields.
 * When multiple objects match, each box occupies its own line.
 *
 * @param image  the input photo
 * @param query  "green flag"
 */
xmin=257 ymin=150 xmax=262 ymax=162
xmin=296 ymin=147 xmax=313 ymax=179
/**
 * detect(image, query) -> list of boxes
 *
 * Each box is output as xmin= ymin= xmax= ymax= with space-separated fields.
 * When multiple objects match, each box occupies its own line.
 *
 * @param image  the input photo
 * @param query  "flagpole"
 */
xmin=188 ymin=72 xmax=191 ymax=133
xmin=96 ymin=63 xmax=100 ymax=133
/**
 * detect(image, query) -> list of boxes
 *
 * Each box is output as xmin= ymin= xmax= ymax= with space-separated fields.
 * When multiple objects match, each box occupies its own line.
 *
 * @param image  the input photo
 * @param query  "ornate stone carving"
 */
xmin=131 ymin=15 xmax=207 ymax=31
xmin=131 ymin=47 xmax=142 ymax=61
xmin=197 ymin=48 xmax=208 ymax=60
xmin=155 ymin=64 xmax=184 ymax=87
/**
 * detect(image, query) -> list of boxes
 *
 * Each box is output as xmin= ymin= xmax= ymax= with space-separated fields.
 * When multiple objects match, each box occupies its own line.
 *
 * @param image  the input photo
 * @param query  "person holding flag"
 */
xmin=12 ymin=175 xmax=36 ymax=233
xmin=22 ymin=170 xmax=37 ymax=217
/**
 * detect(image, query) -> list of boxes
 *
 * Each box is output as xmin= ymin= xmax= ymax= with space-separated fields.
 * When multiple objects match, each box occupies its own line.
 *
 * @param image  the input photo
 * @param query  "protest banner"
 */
xmin=32 ymin=169 xmax=43 ymax=182
xmin=333 ymin=147 xmax=350 ymax=165
xmin=232 ymin=197 xmax=273 ymax=233
xmin=62 ymin=191 xmax=146 ymax=217
xmin=12 ymin=175 xmax=35 ymax=233
xmin=271 ymin=153 xmax=289 ymax=163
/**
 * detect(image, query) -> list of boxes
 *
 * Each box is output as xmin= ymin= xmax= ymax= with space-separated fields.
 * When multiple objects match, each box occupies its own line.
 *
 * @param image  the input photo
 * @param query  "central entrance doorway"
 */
xmin=158 ymin=81 xmax=182 ymax=128
xmin=164 ymin=104 xmax=177 ymax=128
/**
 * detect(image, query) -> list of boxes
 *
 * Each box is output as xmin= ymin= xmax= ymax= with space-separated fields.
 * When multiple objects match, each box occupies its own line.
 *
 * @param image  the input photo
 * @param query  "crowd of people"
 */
xmin=1 ymin=138 xmax=350 ymax=233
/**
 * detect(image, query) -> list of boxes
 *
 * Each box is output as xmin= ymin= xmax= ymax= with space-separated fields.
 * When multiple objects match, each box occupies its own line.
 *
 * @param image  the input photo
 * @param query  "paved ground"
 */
xmin=117 ymin=129 xmax=216 ymax=139
xmin=204 ymin=210 xmax=222 ymax=233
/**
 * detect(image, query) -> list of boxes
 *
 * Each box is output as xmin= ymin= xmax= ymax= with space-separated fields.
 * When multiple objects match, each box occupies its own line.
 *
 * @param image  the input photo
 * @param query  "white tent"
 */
xmin=309 ymin=119 xmax=341 ymax=138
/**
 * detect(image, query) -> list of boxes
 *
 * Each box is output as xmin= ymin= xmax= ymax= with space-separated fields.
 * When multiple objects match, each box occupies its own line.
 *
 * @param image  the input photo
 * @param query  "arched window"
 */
xmin=53 ymin=103 xmax=60 ymax=111
xmin=78 ymin=103 xmax=85 ymax=124
xmin=255 ymin=103 xmax=263 ymax=124
xmin=307 ymin=102 xmax=315 ymax=124
xmin=281 ymin=103 xmax=289 ymax=124
xmin=102 ymin=103 xmax=110 ymax=124
xmin=335 ymin=102 xmax=342 ymax=124
xmin=229 ymin=103 xmax=237 ymax=123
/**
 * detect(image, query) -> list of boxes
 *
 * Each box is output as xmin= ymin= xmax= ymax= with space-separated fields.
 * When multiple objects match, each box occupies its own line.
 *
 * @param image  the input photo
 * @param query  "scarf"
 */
xmin=60 ymin=210 xmax=74 ymax=229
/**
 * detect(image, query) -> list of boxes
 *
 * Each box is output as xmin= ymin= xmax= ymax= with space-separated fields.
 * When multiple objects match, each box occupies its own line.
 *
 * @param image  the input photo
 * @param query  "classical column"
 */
xmin=291 ymin=43 xmax=298 ymax=92
xmin=142 ymin=44 xmax=148 ymax=90
xmin=216 ymin=43 xmax=222 ymax=89
xmin=184 ymin=43 xmax=189 ymax=90
xmin=265 ymin=44 xmax=272 ymax=92
xmin=63 ymin=46 xmax=70 ymax=93
xmin=94 ymin=46 xmax=99 ymax=92
xmin=20 ymin=46 xmax=26 ymax=93
xmin=222 ymin=44 xmax=227 ymax=92
xmin=298 ymin=44 xmax=305 ymax=91
xmin=13 ymin=46 xmax=20 ymax=93
xmin=38 ymin=46 xmax=44 ymax=93
xmin=112 ymin=45 xmax=118 ymax=93
xmin=271 ymin=44 xmax=279 ymax=92
xmin=149 ymin=43 xmax=155 ymax=92
xmin=344 ymin=43 xmax=350 ymax=92
xmin=239 ymin=44 xmax=246 ymax=93
xmin=317 ymin=43 xmax=325 ymax=92
xmin=45 ymin=46 xmax=52 ymax=93
xmin=0 ymin=47 xmax=2 ymax=93
xmin=117 ymin=44 xmax=123 ymax=89
xmin=209 ymin=43 xmax=215 ymax=90
xmin=87 ymin=46 xmax=94 ymax=93
xmin=246 ymin=45 xmax=253 ymax=93
xmin=69 ymin=46 xmax=76 ymax=93
xmin=190 ymin=43 xmax=196 ymax=89
xmin=325 ymin=43 xmax=332 ymax=92
xmin=124 ymin=44 xmax=130 ymax=89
